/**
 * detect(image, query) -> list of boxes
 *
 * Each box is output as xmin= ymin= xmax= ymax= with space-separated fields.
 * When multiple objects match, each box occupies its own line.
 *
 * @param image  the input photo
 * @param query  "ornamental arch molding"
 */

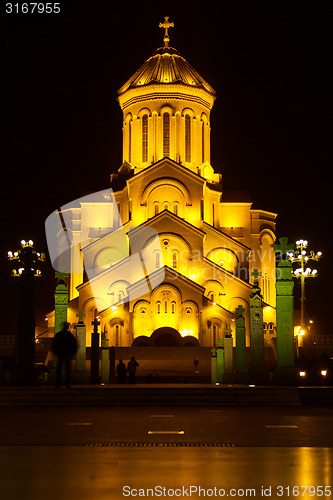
xmin=141 ymin=178 xmax=191 ymax=206
xmin=158 ymin=104 xmax=175 ymax=116
xmin=137 ymin=107 xmax=152 ymax=118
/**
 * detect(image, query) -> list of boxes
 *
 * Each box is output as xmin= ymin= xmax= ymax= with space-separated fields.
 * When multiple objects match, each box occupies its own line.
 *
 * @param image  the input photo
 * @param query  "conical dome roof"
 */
xmin=118 ymin=46 xmax=216 ymax=97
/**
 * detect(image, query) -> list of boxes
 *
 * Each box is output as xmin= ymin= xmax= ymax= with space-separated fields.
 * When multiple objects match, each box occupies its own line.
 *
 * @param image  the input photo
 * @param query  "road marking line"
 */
xmin=147 ymin=431 xmax=185 ymax=435
xmin=265 ymin=425 xmax=298 ymax=429
xmin=65 ymin=423 xmax=93 ymax=426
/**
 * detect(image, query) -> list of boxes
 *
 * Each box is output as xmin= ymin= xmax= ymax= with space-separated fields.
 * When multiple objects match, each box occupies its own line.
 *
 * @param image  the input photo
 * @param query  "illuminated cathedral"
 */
xmin=47 ymin=18 xmax=277 ymax=349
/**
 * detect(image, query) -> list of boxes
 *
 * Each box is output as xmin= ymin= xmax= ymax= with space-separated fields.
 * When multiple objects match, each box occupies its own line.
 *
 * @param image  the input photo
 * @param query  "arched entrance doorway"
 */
xmin=131 ymin=327 xmax=200 ymax=347
xmin=150 ymin=327 xmax=182 ymax=346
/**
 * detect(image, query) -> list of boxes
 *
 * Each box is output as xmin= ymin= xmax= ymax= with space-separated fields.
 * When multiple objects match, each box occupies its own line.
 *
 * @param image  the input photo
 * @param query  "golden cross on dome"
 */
xmin=159 ymin=16 xmax=174 ymax=47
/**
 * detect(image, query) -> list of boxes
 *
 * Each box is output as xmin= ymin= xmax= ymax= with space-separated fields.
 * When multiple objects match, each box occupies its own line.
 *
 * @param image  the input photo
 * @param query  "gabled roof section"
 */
xmin=127 ymin=265 xmax=206 ymax=298
xmin=203 ymin=221 xmax=252 ymax=253
xmin=126 ymin=208 xmax=205 ymax=239
xmin=202 ymin=256 xmax=253 ymax=290
xmin=127 ymin=157 xmax=206 ymax=186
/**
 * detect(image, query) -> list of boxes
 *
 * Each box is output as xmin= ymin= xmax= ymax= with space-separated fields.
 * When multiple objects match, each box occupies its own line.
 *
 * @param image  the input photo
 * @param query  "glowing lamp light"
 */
xmin=111 ymin=306 xmax=118 ymax=314
xmin=321 ymin=370 xmax=327 ymax=377
xmin=296 ymin=327 xmax=305 ymax=336
xmin=299 ymin=371 xmax=306 ymax=377
xmin=180 ymin=328 xmax=194 ymax=337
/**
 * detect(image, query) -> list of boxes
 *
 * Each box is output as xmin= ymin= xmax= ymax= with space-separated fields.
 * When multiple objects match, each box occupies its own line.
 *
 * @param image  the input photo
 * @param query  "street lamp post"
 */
xmin=288 ymin=239 xmax=322 ymax=344
xmin=8 ymin=240 xmax=45 ymax=385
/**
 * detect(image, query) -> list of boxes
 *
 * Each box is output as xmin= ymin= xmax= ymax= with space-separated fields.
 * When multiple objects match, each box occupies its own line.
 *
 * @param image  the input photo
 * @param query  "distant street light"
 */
xmin=288 ymin=239 xmax=322 ymax=342
xmin=8 ymin=240 xmax=45 ymax=385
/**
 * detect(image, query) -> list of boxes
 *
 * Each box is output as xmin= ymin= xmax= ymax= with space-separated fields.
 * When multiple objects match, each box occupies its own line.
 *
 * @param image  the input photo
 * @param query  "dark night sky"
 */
xmin=1 ymin=0 xmax=331 ymax=335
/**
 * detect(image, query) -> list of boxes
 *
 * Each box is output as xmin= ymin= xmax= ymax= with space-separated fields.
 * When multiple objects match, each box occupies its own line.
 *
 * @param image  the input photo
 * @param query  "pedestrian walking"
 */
xmin=53 ymin=322 xmax=77 ymax=388
xmin=116 ymin=359 xmax=127 ymax=384
xmin=127 ymin=356 xmax=139 ymax=384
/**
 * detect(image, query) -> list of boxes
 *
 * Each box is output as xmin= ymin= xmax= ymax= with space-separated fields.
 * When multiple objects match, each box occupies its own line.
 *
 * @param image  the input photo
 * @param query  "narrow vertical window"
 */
xmin=202 ymin=121 xmax=205 ymax=163
xmin=171 ymin=302 xmax=176 ymax=314
xmin=173 ymin=204 xmax=178 ymax=216
xmin=213 ymin=325 xmax=217 ymax=347
xmin=212 ymin=203 xmax=215 ymax=227
xmin=142 ymin=114 xmax=148 ymax=162
xmin=154 ymin=204 xmax=159 ymax=216
xmin=115 ymin=325 xmax=119 ymax=347
xmin=128 ymin=120 xmax=132 ymax=163
xmin=185 ymin=115 xmax=191 ymax=162
xmin=172 ymin=253 xmax=177 ymax=269
xmin=163 ymin=113 xmax=170 ymax=157
xmin=165 ymin=301 xmax=168 ymax=314
xmin=157 ymin=302 xmax=161 ymax=314
xmin=155 ymin=252 xmax=160 ymax=269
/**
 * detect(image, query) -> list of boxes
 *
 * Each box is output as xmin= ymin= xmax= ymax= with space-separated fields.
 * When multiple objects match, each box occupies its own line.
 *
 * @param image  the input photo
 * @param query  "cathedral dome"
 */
xmin=117 ymin=17 xmax=216 ymax=171
xmin=117 ymin=45 xmax=216 ymax=96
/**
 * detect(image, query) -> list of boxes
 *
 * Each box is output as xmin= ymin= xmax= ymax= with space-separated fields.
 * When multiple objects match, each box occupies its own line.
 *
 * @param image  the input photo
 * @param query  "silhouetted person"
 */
xmin=116 ymin=359 xmax=127 ymax=384
xmin=193 ymin=356 xmax=199 ymax=373
xmin=53 ymin=322 xmax=77 ymax=388
xmin=127 ymin=356 xmax=139 ymax=384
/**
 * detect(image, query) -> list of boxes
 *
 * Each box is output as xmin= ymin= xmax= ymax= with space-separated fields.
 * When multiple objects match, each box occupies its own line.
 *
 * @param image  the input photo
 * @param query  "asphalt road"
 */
xmin=1 ymin=407 xmax=332 ymax=500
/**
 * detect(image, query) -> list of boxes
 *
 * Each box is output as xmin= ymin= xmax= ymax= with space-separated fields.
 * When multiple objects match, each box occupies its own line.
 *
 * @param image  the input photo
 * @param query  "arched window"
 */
xmin=155 ymin=251 xmax=161 ymax=269
xmin=164 ymin=301 xmax=168 ymax=313
xmin=185 ymin=115 xmax=191 ymax=162
xmin=129 ymin=120 xmax=132 ymax=163
xmin=171 ymin=301 xmax=176 ymax=314
xmin=209 ymin=292 xmax=215 ymax=302
xmin=202 ymin=121 xmax=205 ymax=163
xmin=115 ymin=325 xmax=119 ymax=347
xmin=173 ymin=204 xmax=178 ymax=216
xmin=163 ymin=113 xmax=170 ymax=157
xmin=154 ymin=204 xmax=159 ymax=216
xmin=142 ymin=114 xmax=148 ymax=162
xmin=156 ymin=302 xmax=161 ymax=314
xmin=213 ymin=325 xmax=217 ymax=347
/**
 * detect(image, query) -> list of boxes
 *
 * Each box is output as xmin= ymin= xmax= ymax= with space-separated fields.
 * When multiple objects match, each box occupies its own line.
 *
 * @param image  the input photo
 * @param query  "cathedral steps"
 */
xmin=0 ymin=386 xmax=332 ymax=407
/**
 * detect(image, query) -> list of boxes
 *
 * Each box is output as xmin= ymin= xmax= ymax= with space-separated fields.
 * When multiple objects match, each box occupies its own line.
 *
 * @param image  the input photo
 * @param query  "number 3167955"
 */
xmin=5 ymin=3 xmax=61 ymax=14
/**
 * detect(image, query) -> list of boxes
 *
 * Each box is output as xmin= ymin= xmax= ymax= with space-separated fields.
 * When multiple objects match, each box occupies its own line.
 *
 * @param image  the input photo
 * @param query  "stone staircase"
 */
xmin=1 ymin=385 xmax=330 ymax=407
